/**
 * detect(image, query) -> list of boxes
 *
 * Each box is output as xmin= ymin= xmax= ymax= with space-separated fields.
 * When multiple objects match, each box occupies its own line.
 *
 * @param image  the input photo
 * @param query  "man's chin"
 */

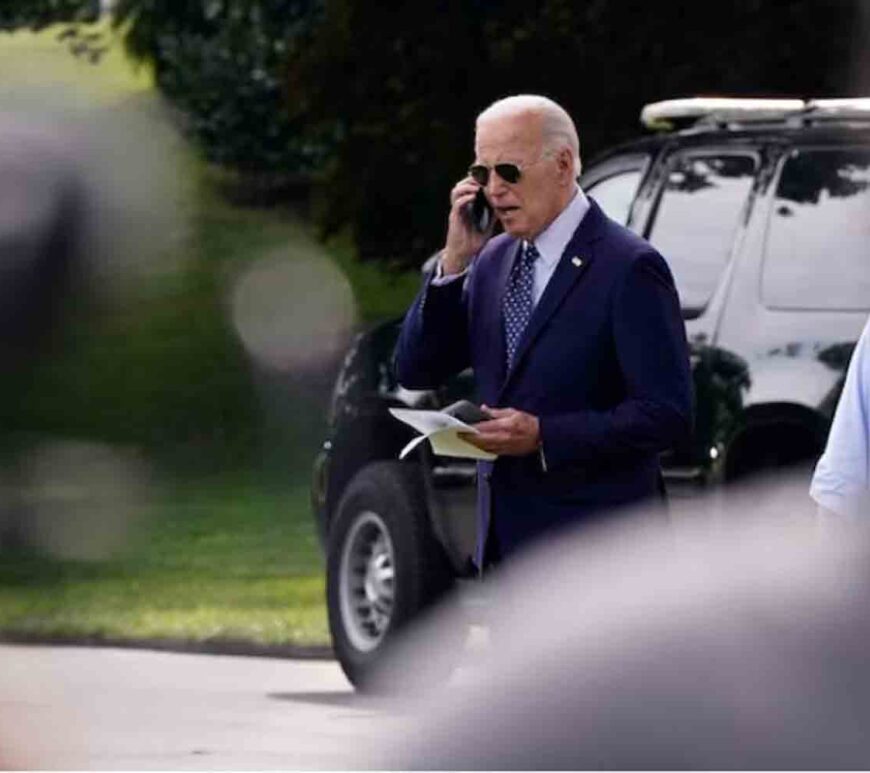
xmin=500 ymin=218 xmax=530 ymax=240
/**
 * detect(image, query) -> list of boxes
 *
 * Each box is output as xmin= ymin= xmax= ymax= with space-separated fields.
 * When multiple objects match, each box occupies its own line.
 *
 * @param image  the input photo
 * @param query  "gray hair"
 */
xmin=477 ymin=94 xmax=582 ymax=178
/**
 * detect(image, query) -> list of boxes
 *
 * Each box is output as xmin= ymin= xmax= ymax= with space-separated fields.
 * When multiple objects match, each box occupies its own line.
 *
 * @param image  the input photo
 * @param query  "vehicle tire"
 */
xmin=326 ymin=461 xmax=461 ymax=692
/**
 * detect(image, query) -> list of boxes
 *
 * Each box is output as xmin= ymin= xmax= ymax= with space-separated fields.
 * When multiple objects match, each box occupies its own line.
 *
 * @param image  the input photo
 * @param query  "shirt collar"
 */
xmin=526 ymin=186 xmax=590 ymax=268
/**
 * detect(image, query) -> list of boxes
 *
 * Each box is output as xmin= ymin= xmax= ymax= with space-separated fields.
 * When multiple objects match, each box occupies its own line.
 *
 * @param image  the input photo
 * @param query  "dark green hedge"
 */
xmin=0 ymin=0 xmax=98 ymax=30
xmin=5 ymin=0 xmax=867 ymax=270
xmin=112 ymin=0 xmax=327 ymax=176
xmin=288 ymin=0 xmax=865 ymax=267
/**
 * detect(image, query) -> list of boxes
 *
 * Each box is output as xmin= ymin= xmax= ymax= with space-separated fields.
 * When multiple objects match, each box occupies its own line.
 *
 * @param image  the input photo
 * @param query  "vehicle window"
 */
xmin=586 ymin=168 xmax=643 ymax=225
xmin=762 ymin=148 xmax=870 ymax=310
xmin=647 ymin=153 xmax=757 ymax=313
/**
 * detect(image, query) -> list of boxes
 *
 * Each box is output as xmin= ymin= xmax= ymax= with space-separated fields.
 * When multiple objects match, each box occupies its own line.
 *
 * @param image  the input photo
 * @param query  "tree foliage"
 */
xmin=106 ymin=0 xmax=325 ymax=176
xmin=4 ymin=0 xmax=867 ymax=268
xmin=5 ymin=2 xmax=326 ymax=177
xmin=287 ymin=0 xmax=865 ymax=267
xmin=0 ymin=0 xmax=98 ymax=31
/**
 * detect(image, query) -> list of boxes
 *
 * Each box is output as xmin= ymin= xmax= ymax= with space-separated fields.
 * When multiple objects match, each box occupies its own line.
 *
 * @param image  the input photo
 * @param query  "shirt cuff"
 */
xmin=431 ymin=254 xmax=469 ymax=286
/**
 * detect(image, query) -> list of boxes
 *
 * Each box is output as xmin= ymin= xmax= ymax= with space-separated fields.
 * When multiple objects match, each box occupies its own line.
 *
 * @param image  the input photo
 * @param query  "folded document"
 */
xmin=389 ymin=401 xmax=496 ymax=461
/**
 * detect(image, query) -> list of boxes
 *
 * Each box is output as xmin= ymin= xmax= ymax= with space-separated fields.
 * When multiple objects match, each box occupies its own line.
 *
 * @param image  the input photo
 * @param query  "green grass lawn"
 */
xmin=0 ymin=476 xmax=329 ymax=647
xmin=0 ymin=24 xmax=152 ymax=97
xmin=1 ymin=195 xmax=338 ymax=649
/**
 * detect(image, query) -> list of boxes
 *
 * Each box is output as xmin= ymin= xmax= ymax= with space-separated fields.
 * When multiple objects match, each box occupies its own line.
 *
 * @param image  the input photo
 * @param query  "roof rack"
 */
xmin=804 ymin=97 xmax=870 ymax=120
xmin=640 ymin=97 xmax=870 ymax=131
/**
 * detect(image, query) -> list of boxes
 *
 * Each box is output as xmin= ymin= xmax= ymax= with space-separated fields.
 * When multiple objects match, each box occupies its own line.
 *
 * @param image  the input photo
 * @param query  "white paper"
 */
xmin=389 ymin=408 xmax=497 ymax=461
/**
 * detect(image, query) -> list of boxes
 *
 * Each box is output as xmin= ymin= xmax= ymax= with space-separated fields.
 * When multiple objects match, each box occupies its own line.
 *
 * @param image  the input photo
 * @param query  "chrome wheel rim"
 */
xmin=339 ymin=511 xmax=396 ymax=653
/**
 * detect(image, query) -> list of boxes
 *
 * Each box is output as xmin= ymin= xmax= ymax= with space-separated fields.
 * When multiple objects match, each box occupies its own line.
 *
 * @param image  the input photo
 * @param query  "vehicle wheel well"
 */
xmin=325 ymin=416 xmax=419 ymax=533
xmin=724 ymin=405 xmax=825 ymax=482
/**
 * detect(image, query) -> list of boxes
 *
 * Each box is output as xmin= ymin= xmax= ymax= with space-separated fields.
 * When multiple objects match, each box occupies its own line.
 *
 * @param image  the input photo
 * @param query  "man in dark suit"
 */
xmin=395 ymin=95 xmax=692 ymax=567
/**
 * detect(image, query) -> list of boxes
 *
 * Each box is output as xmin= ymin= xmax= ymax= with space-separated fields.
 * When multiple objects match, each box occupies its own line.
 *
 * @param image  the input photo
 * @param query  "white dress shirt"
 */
xmin=526 ymin=186 xmax=589 ymax=305
xmin=810 ymin=315 xmax=870 ymax=517
xmin=433 ymin=186 xmax=590 ymax=305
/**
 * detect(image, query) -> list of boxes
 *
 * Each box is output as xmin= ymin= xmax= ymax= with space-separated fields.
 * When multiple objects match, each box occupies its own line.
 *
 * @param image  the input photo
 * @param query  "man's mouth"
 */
xmin=496 ymin=206 xmax=520 ymax=218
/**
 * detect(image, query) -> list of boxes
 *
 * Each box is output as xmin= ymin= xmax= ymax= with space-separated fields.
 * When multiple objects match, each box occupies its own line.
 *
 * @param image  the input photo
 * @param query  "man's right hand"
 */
xmin=441 ymin=177 xmax=493 ymax=275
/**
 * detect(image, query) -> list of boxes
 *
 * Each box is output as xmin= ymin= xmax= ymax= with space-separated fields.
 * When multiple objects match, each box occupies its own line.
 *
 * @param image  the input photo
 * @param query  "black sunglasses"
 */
xmin=468 ymin=162 xmax=523 ymax=186
xmin=468 ymin=153 xmax=553 ymax=187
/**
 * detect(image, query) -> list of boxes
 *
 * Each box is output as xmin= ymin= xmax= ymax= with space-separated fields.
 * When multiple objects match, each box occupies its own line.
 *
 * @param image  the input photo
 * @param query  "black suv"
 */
xmin=312 ymin=98 xmax=870 ymax=688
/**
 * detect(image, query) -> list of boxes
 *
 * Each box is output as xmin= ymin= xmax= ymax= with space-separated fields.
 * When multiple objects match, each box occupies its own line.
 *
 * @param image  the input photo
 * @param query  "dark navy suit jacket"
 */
xmin=396 ymin=199 xmax=693 ymax=565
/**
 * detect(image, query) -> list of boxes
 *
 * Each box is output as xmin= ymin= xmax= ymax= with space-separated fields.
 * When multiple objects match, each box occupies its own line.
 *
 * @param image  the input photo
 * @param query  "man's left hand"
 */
xmin=461 ymin=406 xmax=540 ymax=456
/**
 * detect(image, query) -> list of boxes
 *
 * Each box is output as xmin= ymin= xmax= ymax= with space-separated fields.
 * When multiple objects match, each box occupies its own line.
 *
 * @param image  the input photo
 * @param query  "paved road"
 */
xmin=0 ymin=644 xmax=416 ymax=769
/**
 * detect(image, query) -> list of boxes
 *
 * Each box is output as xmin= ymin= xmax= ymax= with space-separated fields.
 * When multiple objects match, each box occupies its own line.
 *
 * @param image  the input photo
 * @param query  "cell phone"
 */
xmin=443 ymin=399 xmax=490 ymax=425
xmin=463 ymin=188 xmax=493 ymax=234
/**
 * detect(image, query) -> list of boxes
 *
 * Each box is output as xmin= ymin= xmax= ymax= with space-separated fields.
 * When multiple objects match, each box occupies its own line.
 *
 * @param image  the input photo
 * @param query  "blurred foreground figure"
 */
xmin=0 ymin=115 xmax=81 ymax=371
xmin=0 ymin=112 xmax=86 ymax=551
xmin=0 ymin=94 xmax=182 ymax=368
xmin=0 ymin=95 xmax=181 ymax=555
xmin=371 ymin=475 xmax=870 ymax=769
xmin=810 ymin=314 xmax=870 ymax=518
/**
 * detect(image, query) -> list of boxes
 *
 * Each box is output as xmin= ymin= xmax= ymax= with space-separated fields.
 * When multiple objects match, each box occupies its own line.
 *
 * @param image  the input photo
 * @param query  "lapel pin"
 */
xmin=572 ymin=256 xmax=584 ymax=267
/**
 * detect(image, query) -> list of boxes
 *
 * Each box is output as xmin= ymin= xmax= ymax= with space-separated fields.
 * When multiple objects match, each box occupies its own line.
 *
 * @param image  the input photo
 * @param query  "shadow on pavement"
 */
xmin=267 ymin=690 xmax=393 ymax=711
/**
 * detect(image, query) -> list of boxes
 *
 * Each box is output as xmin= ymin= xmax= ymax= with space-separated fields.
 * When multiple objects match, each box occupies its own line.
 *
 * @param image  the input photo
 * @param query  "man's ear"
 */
xmin=556 ymin=147 xmax=574 ymax=184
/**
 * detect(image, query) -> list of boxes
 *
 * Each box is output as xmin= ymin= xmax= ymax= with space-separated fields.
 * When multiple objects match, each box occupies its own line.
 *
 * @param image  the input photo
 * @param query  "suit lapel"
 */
xmin=497 ymin=200 xmax=607 ymax=398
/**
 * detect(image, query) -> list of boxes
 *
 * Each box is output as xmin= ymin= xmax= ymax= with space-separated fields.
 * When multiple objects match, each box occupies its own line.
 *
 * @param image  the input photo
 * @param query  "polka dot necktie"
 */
xmin=503 ymin=241 xmax=539 ymax=370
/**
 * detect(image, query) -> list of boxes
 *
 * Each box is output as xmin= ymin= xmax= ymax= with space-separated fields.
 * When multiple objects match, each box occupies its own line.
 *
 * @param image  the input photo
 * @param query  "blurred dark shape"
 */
xmin=0 ymin=115 xmax=82 ymax=372
xmin=369 ymin=474 xmax=870 ymax=770
xmin=0 ymin=93 xmax=184 ymax=372
xmin=0 ymin=114 xmax=85 ymax=549
xmin=0 ymin=94 xmax=181 ymax=554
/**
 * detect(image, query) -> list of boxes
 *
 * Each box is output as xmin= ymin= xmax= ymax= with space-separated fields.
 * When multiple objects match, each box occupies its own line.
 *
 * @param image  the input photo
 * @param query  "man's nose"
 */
xmin=486 ymin=171 xmax=508 ymax=198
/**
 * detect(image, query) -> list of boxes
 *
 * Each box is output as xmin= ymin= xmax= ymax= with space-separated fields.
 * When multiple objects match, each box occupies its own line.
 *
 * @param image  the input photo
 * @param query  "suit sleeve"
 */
xmin=538 ymin=251 xmax=693 ymax=469
xmin=394 ymin=264 xmax=472 ymax=389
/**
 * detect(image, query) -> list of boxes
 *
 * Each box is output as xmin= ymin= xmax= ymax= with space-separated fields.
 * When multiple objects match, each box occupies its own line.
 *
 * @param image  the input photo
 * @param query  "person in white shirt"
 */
xmin=810 ymin=315 xmax=870 ymax=518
